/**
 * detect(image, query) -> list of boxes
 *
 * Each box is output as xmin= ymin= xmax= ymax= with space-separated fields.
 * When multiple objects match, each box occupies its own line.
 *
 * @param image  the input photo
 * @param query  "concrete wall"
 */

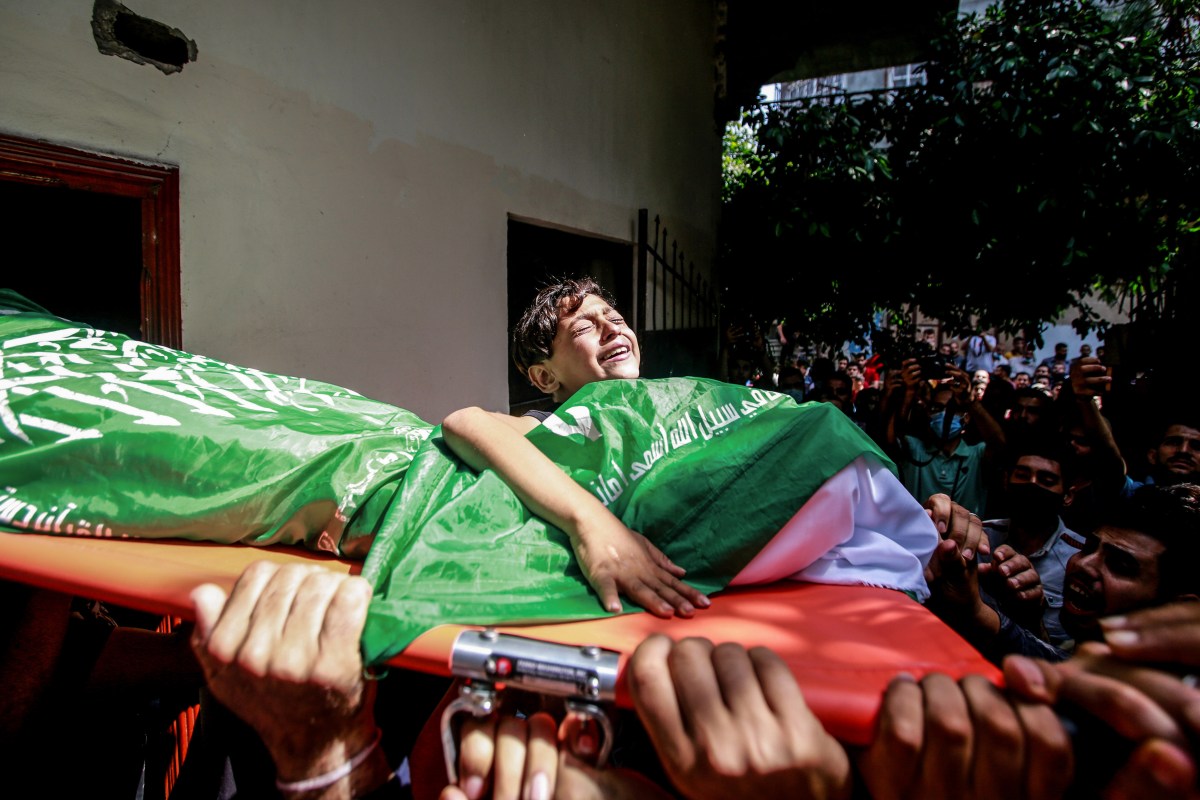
xmin=0 ymin=1 xmax=721 ymax=421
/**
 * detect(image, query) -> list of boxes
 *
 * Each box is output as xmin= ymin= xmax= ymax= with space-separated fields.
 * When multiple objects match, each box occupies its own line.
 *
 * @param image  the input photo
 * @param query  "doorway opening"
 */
xmin=0 ymin=135 xmax=181 ymax=346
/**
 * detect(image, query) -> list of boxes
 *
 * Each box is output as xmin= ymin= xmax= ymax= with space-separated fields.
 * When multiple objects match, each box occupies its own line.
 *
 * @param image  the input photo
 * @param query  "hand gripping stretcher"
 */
xmin=0 ymin=533 xmax=1001 ymax=781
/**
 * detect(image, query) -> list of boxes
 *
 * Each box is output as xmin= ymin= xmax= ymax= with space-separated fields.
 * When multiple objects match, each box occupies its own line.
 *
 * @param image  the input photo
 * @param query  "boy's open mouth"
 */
xmin=602 ymin=345 xmax=631 ymax=363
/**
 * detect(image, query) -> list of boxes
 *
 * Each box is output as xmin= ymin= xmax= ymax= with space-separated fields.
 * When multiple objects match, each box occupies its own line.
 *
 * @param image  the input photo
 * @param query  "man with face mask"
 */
xmin=884 ymin=360 xmax=1005 ymax=517
xmin=981 ymin=445 xmax=1084 ymax=647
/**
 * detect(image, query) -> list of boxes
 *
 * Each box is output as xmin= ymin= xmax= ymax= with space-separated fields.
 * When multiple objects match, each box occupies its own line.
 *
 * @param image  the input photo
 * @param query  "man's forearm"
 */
xmin=882 ymin=389 xmax=915 ymax=449
xmin=1076 ymin=396 xmax=1127 ymax=485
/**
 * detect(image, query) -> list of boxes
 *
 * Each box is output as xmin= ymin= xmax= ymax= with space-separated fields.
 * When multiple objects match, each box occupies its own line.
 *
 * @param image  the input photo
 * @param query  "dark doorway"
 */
xmin=0 ymin=135 xmax=180 ymax=347
xmin=2 ymin=181 xmax=143 ymax=338
xmin=506 ymin=219 xmax=633 ymax=414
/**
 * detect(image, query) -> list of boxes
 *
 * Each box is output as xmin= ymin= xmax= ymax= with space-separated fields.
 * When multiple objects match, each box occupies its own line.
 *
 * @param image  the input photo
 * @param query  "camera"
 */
xmin=918 ymin=355 xmax=947 ymax=380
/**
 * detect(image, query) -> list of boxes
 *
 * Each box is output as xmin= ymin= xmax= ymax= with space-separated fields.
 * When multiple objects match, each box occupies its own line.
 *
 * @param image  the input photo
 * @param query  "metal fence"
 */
xmin=635 ymin=208 xmax=719 ymax=378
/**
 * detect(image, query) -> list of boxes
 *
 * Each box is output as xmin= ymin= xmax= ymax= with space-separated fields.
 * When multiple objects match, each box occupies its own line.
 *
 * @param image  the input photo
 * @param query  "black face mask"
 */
xmin=1007 ymin=483 xmax=1062 ymax=521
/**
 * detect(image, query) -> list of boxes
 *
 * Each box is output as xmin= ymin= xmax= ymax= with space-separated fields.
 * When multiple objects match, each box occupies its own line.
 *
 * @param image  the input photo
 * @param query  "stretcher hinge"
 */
xmin=441 ymin=630 xmax=619 ymax=782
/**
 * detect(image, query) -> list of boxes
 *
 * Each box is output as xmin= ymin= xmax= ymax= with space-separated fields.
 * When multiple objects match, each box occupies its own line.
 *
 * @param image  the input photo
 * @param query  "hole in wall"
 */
xmin=92 ymin=0 xmax=198 ymax=75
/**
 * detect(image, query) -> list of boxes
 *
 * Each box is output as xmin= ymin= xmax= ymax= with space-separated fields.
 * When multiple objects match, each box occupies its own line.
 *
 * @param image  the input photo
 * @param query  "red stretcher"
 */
xmin=0 ymin=532 xmax=999 ymax=746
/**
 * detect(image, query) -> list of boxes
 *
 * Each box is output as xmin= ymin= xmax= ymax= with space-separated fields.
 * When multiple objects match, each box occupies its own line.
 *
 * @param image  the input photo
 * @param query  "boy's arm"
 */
xmin=442 ymin=406 xmax=710 ymax=617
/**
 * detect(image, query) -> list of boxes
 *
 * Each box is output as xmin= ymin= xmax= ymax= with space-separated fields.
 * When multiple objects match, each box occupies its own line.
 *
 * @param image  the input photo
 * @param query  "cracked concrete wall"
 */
xmin=0 ymin=1 xmax=720 ymax=421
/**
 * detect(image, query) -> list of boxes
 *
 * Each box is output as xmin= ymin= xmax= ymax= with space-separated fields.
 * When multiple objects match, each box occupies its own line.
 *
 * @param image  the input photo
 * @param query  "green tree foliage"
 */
xmin=721 ymin=0 xmax=1200 ymax=350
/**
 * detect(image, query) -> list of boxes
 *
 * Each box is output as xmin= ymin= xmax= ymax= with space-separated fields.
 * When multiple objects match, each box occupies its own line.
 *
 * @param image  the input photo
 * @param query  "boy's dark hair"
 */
xmin=511 ymin=277 xmax=616 ymax=376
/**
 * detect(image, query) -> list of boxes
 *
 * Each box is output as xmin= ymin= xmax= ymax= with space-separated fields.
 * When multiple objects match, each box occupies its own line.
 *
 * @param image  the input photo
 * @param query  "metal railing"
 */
xmin=636 ymin=208 xmax=717 ymax=334
xmin=635 ymin=208 xmax=719 ymax=378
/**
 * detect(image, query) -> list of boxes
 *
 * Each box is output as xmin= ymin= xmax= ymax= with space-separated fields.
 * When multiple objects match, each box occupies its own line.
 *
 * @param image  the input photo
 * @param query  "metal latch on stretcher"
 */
xmin=441 ymin=630 xmax=620 ymax=782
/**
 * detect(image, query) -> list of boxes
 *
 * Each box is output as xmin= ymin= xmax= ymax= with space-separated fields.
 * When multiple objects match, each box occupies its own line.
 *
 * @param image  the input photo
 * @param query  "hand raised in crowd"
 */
xmin=942 ymin=365 xmax=973 ymax=406
xmin=883 ymin=364 xmax=906 ymax=396
xmin=571 ymin=519 xmax=710 ymax=618
xmin=857 ymin=673 xmax=1072 ymax=800
xmin=980 ymin=544 xmax=1045 ymax=628
xmin=898 ymin=358 xmax=923 ymax=392
xmin=190 ymin=561 xmax=391 ymax=798
xmin=1069 ymin=356 xmax=1111 ymax=398
xmin=722 ymin=324 xmax=746 ymax=346
xmin=627 ymin=635 xmax=852 ymax=800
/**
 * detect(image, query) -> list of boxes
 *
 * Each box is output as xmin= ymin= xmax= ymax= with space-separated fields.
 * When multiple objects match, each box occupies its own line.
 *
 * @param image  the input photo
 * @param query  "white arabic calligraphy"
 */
xmin=0 ymin=325 xmax=378 ymax=448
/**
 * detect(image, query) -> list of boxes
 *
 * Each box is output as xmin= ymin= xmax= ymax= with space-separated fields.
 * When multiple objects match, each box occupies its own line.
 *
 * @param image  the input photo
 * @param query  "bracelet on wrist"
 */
xmin=275 ymin=728 xmax=383 ymax=795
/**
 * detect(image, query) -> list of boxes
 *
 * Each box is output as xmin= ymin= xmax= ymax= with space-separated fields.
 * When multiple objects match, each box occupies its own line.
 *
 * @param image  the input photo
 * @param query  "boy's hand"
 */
xmin=440 ymin=407 xmax=709 ymax=618
xmin=571 ymin=520 xmax=710 ymax=617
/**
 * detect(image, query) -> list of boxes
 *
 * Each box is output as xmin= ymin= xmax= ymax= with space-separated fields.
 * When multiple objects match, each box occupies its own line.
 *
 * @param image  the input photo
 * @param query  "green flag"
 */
xmin=360 ymin=378 xmax=891 ymax=664
xmin=0 ymin=299 xmax=431 ymax=555
xmin=1 ymin=295 xmax=894 ymax=666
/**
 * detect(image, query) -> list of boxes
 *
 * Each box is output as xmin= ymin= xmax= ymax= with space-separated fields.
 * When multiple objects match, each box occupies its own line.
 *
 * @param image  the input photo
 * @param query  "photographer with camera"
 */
xmin=883 ymin=357 xmax=1006 ymax=517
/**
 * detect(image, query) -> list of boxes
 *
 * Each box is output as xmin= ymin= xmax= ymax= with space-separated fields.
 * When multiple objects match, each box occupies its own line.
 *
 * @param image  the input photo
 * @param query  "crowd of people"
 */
xmin=5 ymin=287 xmax=1200 ymax=799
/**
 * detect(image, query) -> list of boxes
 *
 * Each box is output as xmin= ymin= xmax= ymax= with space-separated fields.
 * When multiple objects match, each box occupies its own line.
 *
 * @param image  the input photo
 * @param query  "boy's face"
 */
xmin=529 ymin=294 xmax=640 ymax=400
